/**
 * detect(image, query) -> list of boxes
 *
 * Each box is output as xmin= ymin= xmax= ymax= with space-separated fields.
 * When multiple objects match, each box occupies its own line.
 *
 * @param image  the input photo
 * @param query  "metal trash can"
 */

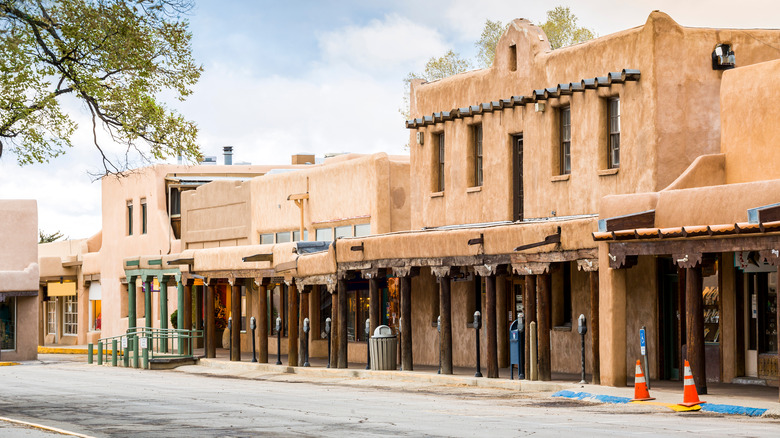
xmin=369 ymin=325 xmax=397 ymax=370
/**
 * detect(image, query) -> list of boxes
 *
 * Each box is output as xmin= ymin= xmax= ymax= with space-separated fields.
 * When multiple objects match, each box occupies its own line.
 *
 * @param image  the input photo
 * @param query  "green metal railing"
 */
xmin=90 ymin=327 xmax=203 ymax=369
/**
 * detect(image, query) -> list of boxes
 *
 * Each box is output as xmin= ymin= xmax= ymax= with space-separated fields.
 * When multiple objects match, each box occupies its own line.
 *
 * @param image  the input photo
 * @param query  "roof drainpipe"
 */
xmin=223 ymin=146 xmax=233 ymax=165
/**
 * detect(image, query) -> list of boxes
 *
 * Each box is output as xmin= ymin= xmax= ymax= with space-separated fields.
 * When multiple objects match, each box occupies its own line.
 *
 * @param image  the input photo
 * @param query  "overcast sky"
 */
xmin=2 ymin=0 xmax=780 ymax=239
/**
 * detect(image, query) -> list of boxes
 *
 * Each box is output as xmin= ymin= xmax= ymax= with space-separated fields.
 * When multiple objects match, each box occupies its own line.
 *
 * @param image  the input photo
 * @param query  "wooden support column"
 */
xmin=182 ymin=279 xmax=192 ymax=354
xmin=337 ymin=278 xmax=348 ymax=368
xmin=686 ymin=265 xmax=707 ymax=395
xmin=524 ymin=275 xmax=537 ymax=379
xmin=256 ymin=280 xmax=268 ymax=364
xmin=299 ymin=284 xmax=309 ymax=365
xmin=485 ymin=274 xmax=498 ymax=378
xmin=288 ymin=282 xmax=299 ymax=367
xmin=439 ymin=272 xmax=453 ymax=375
xmin=777 ymin=265 xmax=780 ymax=403
xmin=496 ymin=276 xmax=508 ymax=369
xmin=400 ymin=275 xmax=413 ymax=371
xmin=537 ymin=272 xmax=552 ymax=381
xmin=205 ymin=282 xmax=215 ymax=358
xmin=330 ymin=290 xmax=338 ymax=368
xmin=159 ymin=277 xmax=169 ymax=352
xmin=369 ymin=276 xmax=380 ymax=335
xmin=127 ymin=276 xmax=137 ymax=331
xmin=230 ymin=280 xmax=241 ymax=361
xmin=143 ymin=276 xmax=152 ymax=329
xmin=590 ymin=271 xmax=600 ymax=385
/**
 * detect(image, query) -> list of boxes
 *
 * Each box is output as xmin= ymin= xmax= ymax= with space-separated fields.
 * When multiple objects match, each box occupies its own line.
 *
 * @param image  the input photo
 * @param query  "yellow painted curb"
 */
xmin=0 ymin=416 xmax=95 ymax=438
xmin=630 ymin=400 xmax=701 ymax=412
xmin=38 ymin=346 xmax=89 ymax=354
xmin=0 ymin=362 xmax=21 ymax=366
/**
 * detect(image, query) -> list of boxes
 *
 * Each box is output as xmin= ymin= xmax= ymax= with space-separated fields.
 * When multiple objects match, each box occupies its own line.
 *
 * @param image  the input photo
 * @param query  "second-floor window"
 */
xmin=127 ymin=200 xmax=133 ymax=236
xmin=608 ymin=97 xmax=620 ymax=169
xmin=435 ymin=132 xmax=445 ymax=192
xmin=473 ymin=124 xmax=483 ymax=187
xmin=559 ymin=106 xmax=571 ymax=175
xmin=141 ymin=198 xmax=147 ymax=234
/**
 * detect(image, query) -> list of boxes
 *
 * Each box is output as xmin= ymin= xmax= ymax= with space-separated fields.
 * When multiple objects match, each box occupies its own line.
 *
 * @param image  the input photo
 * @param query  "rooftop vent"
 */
xmin=712 ymin=44 xmax=735 ymax=70
xmin=201 ymin=156 xmax=217 ymax=165
xmin=223 ymin=146 xmax=233 ymax=165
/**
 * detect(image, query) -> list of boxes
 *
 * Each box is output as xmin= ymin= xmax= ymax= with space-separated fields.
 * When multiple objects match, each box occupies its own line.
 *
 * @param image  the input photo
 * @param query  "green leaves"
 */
xmin=540 ymin=6 xmax=595 ymax=50
xmin=0 ymin=0 xmax=202 ymax=174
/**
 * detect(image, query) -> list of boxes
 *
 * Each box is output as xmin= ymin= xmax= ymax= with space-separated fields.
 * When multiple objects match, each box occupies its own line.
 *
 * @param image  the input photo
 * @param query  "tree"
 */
xmin=474 ymin=19 xmax=508 ymax=68
xmin=39 ymin=229 xmax=65 ymax=243
xmin=0 ymin=0 xmax=203 ymax=174
xmin=539 ymin=6 xmax=595 ymax=50
xmin=401 ymin=50 xmax=471 ymax=120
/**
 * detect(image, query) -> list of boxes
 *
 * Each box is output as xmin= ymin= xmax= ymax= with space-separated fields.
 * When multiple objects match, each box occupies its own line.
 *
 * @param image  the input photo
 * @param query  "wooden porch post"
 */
xmin=369 ymin=275 xmax=380 ymax=335
xmin=230 ymin=280 xmax=241 ymax=361
xmin=127 ymin=276 xmax=137 ymax=330
xmin=337 ymin=278 xmax=348 ymax=368
xmin=205 ymin=281 xmax=215 ymax=358
xmin=590 ymin=270 xmax=600 ymax=385
xmin=538 ymin=272 xmax=552 ymax=381
xmin=330 ymin=289 xmax=338 ymax=368
xmin=288 ymin=281 xmax=299 ymax=367
xmin=686 ymin=265 xmax=707 ymax=395
xmin=400 ymin=274 xmax=413 ymax=371
xmin=497 ymin=275 xmax=508 ymax=369
xmin=182 ymin=279 xmax=192 ymax=354
xmin=439 ymin=272 xmax=453 ymax=375
xmin=299 ymin=284 xmax=309 ymax=365
xmin=143 ymin=276 xmax=152 ymax=330
xmin=485 ymin=274 xmax=498 ymax=378
xmin=524 ymin=275 xmax=537 ymax=379
xmin=256 ymin=279 xmax=268 ymax=364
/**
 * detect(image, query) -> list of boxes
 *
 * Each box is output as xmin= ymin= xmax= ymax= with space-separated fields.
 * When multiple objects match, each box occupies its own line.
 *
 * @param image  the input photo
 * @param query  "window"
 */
xmin=473 ymin=124 xmax=483 ymax=186
xmin=319 ymin=286 xmax=332 ymax=339
xmin=435 ymin=132 xmax=445 ymax=192
xmin=47 ymin=301 xmax=56 ymax=335
xmin=508 ymin=44 xmax=517 ymax=72
xmin=64 ymin=295 xmax=78 ymax=335
xmin=335 ymin=225 xmax=352 ymax=239
xmin=292 ymin=230 xmax=308 ymax=242
xmin=170 ymin=187 xmax=181 ymax=216
xmin=275 ymin=232 xmax=291 ymax=243
xmin=608 ymin=97 xmax=620 ymax=169
xmin=260 ymin=233 xmax=274 ymax=244
xmin=90 ymin=300 xmax=102 ymax=331
xmin=559 ymin=106 xmax=571 ymax=175
xmin=354 ymin=223 xmax=370 ymax=237
xmin=127 ymin=200 xmax=133 ymax=235
xmin=0 ymin=297 xmax=16 ymax=350
xmin=347 ymin=286 xmax=370 ymax=342
xmin=315 ymin=228 xmax=333 ymax=241
xmin=141 ymin=198 xmax=147 ymax=234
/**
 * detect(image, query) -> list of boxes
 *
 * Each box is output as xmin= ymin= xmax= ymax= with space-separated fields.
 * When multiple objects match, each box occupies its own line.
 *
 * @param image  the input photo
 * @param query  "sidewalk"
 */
xmin=181 ymin=349 xmax=780 ymax=417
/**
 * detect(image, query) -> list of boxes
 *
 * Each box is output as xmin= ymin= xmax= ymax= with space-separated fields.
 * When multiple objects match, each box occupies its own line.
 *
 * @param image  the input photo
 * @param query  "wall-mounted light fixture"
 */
xmin=416 ymin=131 xmax=424 ymax=145
xmin=535 ymin=102 xmax=545 ymax=113
xmin=712 ymin=44 xmax=735 ymax=70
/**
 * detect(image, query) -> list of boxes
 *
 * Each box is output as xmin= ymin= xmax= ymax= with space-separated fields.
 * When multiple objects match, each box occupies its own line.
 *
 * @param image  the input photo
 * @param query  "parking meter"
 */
xmin=365 ymin=318 xmax=371 ymax=369
xmin=578 ymin=314 xmax=587 ymax=335
xmin=474 ymin=311 xmax=482 ymax=377
xmin=250 ymin=316 xmax=257 ymax=363
xmin=325 ymin=317 xmax=332 ymax=368
xmin=275 ymin=316 xmax=282 ymax=365
xmin=578 ymin=314 xmax=587 ymax=384
xmin=303 ymin=317 xmax=310 ymax=367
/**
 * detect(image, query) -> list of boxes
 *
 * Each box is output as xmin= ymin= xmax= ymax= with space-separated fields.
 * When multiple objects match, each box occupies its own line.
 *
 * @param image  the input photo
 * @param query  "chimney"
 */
xmin=223 ymin=146 xmax=233 ymax=165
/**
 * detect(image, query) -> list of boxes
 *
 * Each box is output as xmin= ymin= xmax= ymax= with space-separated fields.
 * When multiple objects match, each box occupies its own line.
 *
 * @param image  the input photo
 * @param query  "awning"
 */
xmin=48 ymin=281 xmax=77 ymax=297
xmin=88 ymin=281 xmax=101 ymax=300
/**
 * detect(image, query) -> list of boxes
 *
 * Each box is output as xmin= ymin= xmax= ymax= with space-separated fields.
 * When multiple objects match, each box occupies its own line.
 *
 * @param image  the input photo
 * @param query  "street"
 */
xmin=0 ymin=356 xmax=778 ymax=437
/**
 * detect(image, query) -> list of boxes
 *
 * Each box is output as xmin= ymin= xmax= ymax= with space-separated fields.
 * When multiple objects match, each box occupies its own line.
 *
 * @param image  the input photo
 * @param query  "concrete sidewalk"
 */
xmin=180 ymin=351 xmax=780 ymax=418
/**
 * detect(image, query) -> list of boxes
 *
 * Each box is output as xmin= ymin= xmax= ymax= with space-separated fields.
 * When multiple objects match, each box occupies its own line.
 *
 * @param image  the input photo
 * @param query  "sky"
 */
xmin=2 ymin=0 xmax=780 ymax=239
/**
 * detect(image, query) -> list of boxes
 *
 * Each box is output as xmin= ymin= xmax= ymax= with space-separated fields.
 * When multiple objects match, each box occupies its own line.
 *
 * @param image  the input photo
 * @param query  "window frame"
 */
xmin=559 ymin=106 xmax=571 ymax=175
xmin=473 ymin=124 xmax=483 ymax=187
xmin=434 ymin=132 xmax=445 ymax=192
xmin=608 ymin=97 xmax=620 ymax=169
xmin=260 ymin=233 xmax=274 ymax=245
xmin=315 ymin=228 xmax=333 ymax=242
xmin=141 ymin=198 xmax=148 ymax=234
xmin=127 ymin=200 xmax=133 ymax=236
xmin=63 ymin=295 xmax=78 ymax=335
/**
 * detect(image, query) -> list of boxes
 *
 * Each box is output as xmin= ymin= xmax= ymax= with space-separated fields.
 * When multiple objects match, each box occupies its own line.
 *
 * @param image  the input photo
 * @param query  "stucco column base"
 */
xmin=598 ymin=243 xmax=627 ymax=387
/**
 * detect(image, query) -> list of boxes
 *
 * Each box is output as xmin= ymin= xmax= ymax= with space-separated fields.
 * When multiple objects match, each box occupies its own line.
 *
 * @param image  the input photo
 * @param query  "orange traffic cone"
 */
xmin=679 ymin=360 xmax=706 ymax=407
xmin=631 ymin=360 xmax=655 ymax=401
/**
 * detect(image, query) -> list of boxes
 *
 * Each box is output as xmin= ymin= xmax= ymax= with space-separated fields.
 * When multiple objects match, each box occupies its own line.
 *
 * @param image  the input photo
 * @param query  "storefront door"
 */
xmin=658 ymin=258 xmax=681 ymax=380
xmin=743 ymin=268 xmax=778 ymax=380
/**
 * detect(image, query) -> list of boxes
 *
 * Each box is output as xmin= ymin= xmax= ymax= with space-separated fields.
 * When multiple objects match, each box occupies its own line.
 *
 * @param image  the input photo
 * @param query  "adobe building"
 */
xmin=594 ymin=57 xmax=780 ymax=399
xmin=38 ymin=238 xmax=89 ymax=346
xmin=167 ymin=152 xmax=410 ymax=365
xmin=0 ymin=200 xmax=39 ymax=361
xmin=330 ymin=11 xmax=780 ymax=383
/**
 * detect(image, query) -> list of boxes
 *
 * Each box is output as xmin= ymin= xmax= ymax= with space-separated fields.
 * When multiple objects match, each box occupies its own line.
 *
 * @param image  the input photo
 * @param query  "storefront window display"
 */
xmin=0 ymin=297 xmax=15 ymax=350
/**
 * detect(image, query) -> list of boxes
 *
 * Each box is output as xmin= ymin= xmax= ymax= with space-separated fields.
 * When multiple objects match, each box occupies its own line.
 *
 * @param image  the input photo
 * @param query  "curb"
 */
xmin=551 ymin=390 xmax=771 ymax=417
xmin=0 ymin=416 xmax=95 ymax=438
xmin=0 ymin=362 xmax=21 ymax=367
xmin=38 ymin=346 xmax=89 ymax=355
xmin=195 ymin=358 xmax=571 ymax=393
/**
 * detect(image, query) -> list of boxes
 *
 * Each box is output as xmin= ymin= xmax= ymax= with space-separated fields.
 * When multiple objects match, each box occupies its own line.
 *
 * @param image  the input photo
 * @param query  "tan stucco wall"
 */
xmin=182 ymin=180 xmax=252 ymax=248
xmin=625 ymin=256 xmax=658 ymax=379
xmin=721 ymin=59 xmax=780 ymax=184
xmin=408 ymin=13 xmax=780 ymax=230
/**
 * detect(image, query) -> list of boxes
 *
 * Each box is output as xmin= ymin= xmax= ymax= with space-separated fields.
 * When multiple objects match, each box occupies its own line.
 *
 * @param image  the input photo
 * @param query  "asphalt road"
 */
xmin=0 ymin=356 xmax=778 ymax=437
